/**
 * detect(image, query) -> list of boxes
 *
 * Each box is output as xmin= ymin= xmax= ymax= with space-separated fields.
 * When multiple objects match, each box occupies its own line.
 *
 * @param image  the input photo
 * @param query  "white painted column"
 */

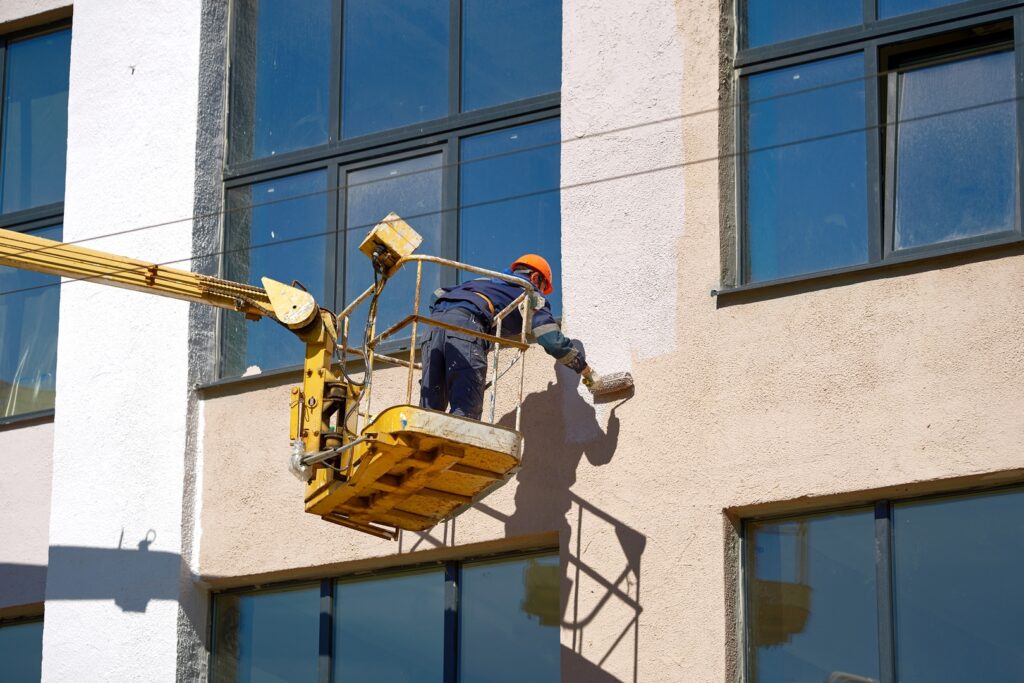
xmin=42 ymin=1 xmax=203 ymax=680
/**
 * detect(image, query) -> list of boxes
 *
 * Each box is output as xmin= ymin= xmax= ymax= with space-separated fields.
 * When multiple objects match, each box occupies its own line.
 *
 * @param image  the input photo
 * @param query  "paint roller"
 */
xmin=582 ymin=368 xmax=635 ymax=397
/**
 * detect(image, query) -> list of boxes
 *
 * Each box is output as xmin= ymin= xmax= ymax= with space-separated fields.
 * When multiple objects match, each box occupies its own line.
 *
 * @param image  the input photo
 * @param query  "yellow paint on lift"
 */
xmin=304 ymin=405 xmax=522 ymax=540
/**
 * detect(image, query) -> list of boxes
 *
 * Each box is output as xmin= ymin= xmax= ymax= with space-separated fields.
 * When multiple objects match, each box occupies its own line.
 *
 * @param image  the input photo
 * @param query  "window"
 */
xmin=0 ymin=617 xmax=44 ymax=681
xmin=222 ymin=0 xmax=561 ymax=378
xmin=210 ymin=552 xmax=561 ymax=681
xmin=735 ymin=2 xmax=1024 ymax=287
xmin=0 ymin=24 xmax=71 ymax=419
xmin=743 ymin=486 xmax=1024 ymax=682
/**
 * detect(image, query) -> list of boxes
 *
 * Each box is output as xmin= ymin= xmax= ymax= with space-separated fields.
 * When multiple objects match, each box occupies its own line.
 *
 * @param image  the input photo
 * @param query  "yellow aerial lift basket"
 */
xmin=0 ymin=212 xmax=537 ymax=541
xmin=286 ymin=213 xmax=539 ymax=540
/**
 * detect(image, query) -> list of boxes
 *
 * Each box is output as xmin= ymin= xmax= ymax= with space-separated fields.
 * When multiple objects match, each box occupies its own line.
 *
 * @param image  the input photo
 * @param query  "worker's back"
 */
xmin=433 ymin=274 xmax=544 ymax=336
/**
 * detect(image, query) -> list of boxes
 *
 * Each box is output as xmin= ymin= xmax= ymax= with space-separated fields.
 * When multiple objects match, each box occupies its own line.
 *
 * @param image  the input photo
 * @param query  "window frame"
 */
xmin=0 ymin=19 xmax=70 ymax=425
xmin=723 ymin=1 xmax=1024 ymax=296
xmin=738 ymin=482 xmax=1024 ymax=683
xmin=216 ymin=0 xmax=561 ymax=381
xmin=207 ymin=548 xmax=559 ymax=683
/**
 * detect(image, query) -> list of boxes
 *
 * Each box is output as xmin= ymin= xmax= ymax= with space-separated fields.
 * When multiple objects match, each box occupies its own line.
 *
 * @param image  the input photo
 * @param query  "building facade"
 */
xmin=1 ymin=0 xmax=1022 ymax=681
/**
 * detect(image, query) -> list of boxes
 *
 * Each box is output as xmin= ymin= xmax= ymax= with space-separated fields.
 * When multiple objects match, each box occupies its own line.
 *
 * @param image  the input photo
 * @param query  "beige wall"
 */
xmin=197 ymin=0 xmax=1024 ymax=681
xmin=0 ymin=421 xmax=53 ymax=613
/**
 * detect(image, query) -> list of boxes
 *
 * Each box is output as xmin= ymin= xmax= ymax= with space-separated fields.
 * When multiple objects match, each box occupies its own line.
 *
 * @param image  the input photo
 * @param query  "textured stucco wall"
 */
xmin=0 ymin=421 xmax=53 ymax=611
xmin=197 ymin=2 xmax=1024 ymax=683
xmin=41 ymin=1 xmax=203 ymax=681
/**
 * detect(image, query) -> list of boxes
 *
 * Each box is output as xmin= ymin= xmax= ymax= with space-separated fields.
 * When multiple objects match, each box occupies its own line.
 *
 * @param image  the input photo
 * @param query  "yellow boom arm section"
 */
xmin=0 ymin=225 xmax=343 ymax=459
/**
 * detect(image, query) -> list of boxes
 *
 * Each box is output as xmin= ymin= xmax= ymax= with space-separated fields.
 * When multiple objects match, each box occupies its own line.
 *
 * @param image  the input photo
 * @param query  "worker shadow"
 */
xmin=485 ymin=358 xmax=645 ymax=682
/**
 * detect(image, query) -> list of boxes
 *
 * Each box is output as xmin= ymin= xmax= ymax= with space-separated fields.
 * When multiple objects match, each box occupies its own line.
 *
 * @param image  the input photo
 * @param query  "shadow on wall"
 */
xmin=1 ymin=531 xmax=181 ymax=613
xmin=458 ymin=354 xmax=644 ymax=682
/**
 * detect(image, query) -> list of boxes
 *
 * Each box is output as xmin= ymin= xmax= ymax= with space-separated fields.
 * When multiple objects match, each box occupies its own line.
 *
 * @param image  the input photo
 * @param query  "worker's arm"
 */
xmin=531 ymin=303 xmax=588 ymax=373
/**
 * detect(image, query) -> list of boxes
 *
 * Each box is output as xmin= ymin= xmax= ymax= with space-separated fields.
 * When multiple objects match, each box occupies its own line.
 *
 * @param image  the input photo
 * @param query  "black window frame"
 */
xmin=216 ymin=0 xmax=561 ymax=382
xmin=0 ymin=19 xmax=71 ymax=426
xmin=739 ymin=482 xmax=1024 ymax=683
xmin=207 ymin=547 xmax=560 ymax=682
xmin=722 ymin=1 xmax=1024 ymax=297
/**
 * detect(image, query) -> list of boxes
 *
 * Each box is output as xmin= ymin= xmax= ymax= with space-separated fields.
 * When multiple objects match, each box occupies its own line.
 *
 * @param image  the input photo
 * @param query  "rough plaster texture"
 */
xmin=0 ymin=421 xmax=53 ymax=610
xmin=195 ymin=2 xmax=1024 ymax=683
xmin=41 ymin=2 xmax=203 ymax=681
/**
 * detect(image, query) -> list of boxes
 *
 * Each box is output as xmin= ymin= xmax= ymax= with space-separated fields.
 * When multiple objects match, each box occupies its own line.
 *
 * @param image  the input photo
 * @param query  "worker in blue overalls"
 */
xmin=420 ymin=254 xmax=589 ymax=420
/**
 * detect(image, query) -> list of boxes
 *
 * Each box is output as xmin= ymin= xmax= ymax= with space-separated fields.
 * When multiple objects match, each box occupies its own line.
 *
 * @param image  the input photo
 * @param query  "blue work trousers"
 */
xmin=419 ymin=307 xmax=490 ymax=420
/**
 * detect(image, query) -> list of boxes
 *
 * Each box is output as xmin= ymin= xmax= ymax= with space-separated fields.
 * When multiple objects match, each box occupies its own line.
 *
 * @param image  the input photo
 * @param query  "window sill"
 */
xmin=714 ymin=233 xmax=1024 ymax=306
xmin=0 ymin=409 xmax=55 ymax=431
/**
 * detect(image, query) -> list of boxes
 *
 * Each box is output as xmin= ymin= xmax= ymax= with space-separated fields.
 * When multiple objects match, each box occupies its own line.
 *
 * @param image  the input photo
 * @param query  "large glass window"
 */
xmin=221 ymin=171 xmax=330 ymax=377
xmin=211 ymin=584 xmax=321 ymax=682
xmin=744 ymin=486 xmax=1024 ymax=682
xmin=460 ymin=119 xmax=562 ymax=313
xmin=735 ymin=2 xmax=1024 ymax=289
xmin=228 ymin=0 xmax=332 ymax=163
xmin=342 ymin=0 xmax=449 ymax=139
xmin=0 ymin=618 xmax=43 ymax=682
xmin=211 ymin=552 xmax=560 ymax=681
xmin=222 ymin=0 xmax=561 ymax=379
xmin=0 ymin=24 xmax=71 ymax=420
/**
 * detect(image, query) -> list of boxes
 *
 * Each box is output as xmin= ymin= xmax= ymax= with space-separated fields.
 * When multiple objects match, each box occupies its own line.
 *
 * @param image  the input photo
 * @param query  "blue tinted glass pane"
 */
xmin=893 ymin=51 xmax=1016 ymax=251
xmin=344 ymin=154 xmax=443 ymax=335
xmin=230 ymin=0 xmax=332 ymax=161
xmin=222 ymin=171 xmax=328 ymax=377
xmin=212 ymin=586 xmax=319 ymax=682
xmin=462 ymin=0 xmax=561 ymax=111
xmin=879 ymin=0 xmax=965 ymax=19
xmin=747 ymin=510 xmax=878 ymax=683
xmin=893 ymin=489 xmax=1024 ymax=681
xmin=460 ymin=120 xmax=560 ymax=313
xmin=459 ymin=555 xmax=560 ymax=683
xmin=745 ymin=54 xmax=868 ymax=282
xmin=745 ymin=0 xmax=860 ymax=48
xmin=1 ymin=29 xmax=71 ymax=213
xmin=334 ymin=570 xmax=445 ymax=682
xmin=0 ymin=224 xmax=61 ymax=418
xmin=343 ymin=0 xmax=449 ymax=138
xmin=0 ymin=621 xmax=43 ymax=681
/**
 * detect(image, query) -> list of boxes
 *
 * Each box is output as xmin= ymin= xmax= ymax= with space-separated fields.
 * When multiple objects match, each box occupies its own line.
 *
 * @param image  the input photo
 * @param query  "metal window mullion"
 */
xmin=866 ymin=46 xmax=884 ymax=263
xmin=0 ymin=38 xmax=6 ymax=209
xmin=318 ymin=579 xmax=334 ymax=683
xmin=444 ymin=561 xmax=460 ymax=683
xmin=874 ymin=501 xmax=896 ymax=683
xmin=882 ymin=69 xmax=899 ymax=258
xmin=450 ymin=0 xmax=461 ymax=116
xmin=327 ymin=163 xmax=341 ymax=310
xmin=736 ymin=73 xmax=749 ymax=285
xmin=1014 ymin=9 xmax=1024 ymax=237
xmin=331 ymin=0 xmax=343 ymax=145
xmin=337 ymin=162 xmax=349 ymax=312
xmin=864 ymin=0 xmax=877 ymax=25
xmin=443 ymin=133 xmax=460 ymax=288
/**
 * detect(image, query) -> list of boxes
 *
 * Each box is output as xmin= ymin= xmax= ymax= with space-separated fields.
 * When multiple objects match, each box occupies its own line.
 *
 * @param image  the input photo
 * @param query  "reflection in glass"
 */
xmin=229 ymin=0 xmax=331 ymax=161
xmin=459 ymin=554 xmax=560 ymax=682
xmin=0 ymin=620 xmax=43 ymax=682
xmin=745 ymin=53 xmax=868 ymax=282
xmin=879 ymin=0 xmax=965 ymax=19
xmin=892 ymin=50 xmax=1016 ymax=250
xmin=343 ymin=0 xmax=449 ymax=138
xmin=221 ymin=171 xmax=328 ymax=377
xmin=0 ymin=224 xmax=61 ymax=417
xmin=893 ymin=488 xmax=1024 ymax=681
xmin=462 ymin=0 xmax=561 ymax=111
xmin=211 ymin=585 xmax=319 ymax=682
xmin=333 ymin=570 xmax=444 ymax=682
xmin=0 ymin=29 xmax=71 ymax=213
xmin=745 ymin=0 xmax=860 ymax=48
xmin=344 ymin=154 xmax=443 ymax=335
xmin=746 ymin=509 xmax=878 ymax=683
xmin=460 ymin=120 xmax=561 ymax=313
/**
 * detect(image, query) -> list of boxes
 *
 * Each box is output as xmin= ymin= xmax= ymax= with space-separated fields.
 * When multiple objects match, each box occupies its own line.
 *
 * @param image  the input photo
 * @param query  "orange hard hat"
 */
xmin=511 ymin=254 xmax=554 ymax=295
